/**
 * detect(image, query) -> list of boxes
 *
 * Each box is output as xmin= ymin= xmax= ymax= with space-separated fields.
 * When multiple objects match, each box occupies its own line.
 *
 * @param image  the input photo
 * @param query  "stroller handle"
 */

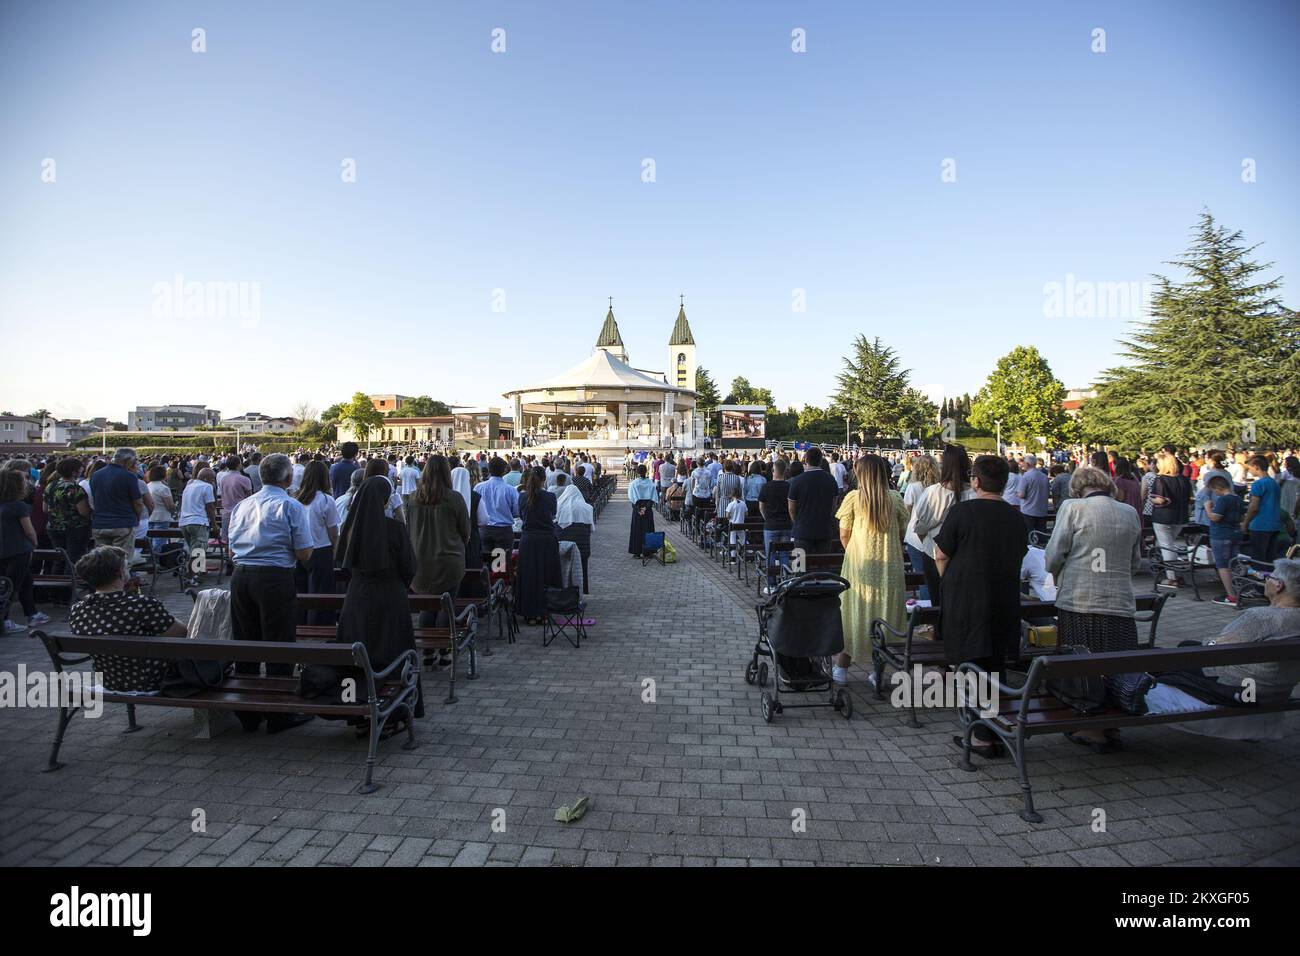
xmin=769 ymin=571 xmax=850 ymax=599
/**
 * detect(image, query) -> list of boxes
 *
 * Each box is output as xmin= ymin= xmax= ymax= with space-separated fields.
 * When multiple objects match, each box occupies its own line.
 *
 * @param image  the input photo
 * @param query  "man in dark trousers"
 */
xmin=227 ymin=453 xmax=315 ymax=733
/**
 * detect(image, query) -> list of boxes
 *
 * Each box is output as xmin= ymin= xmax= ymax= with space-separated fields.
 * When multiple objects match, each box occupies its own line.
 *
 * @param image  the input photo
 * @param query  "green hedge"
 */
xmin=74 ymin=434 xmax=311 ymax=452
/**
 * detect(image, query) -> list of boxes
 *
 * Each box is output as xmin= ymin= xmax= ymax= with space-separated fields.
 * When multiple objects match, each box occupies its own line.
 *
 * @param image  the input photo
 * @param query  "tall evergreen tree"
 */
xmin=694 ymin=367 xmax=722 ymax=437
xmin=1084 ymin=212 xmax=1298 ymax=448
xmin=830 ymin=335 xmax=914 ymax=439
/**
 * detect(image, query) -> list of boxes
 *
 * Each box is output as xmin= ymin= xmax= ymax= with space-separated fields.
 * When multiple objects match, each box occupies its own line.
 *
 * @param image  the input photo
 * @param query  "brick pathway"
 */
xmin=1 ymin=499 xmax=1297 ymax=866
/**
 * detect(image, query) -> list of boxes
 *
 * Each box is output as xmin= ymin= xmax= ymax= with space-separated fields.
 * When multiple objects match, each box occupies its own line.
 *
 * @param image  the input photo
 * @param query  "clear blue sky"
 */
xmin=2 ymin=0 xmax=1297 ymax=423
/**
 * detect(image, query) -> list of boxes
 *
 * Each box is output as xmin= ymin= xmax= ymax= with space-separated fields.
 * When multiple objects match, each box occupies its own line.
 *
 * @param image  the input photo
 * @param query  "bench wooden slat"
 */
xmin=45 ymin=633 xmax=361 ymax=666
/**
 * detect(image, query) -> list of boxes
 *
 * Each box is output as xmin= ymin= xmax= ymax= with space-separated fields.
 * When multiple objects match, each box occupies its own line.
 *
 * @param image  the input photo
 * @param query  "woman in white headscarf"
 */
xmin=450 ymin=465 xmax=473 ymax=517
xmin=450 ymin=464 xmax=483 ymax=595
xmin=555 ymin=480 xmax=591 ymax=529
xmin=555 ymin=473 xmax=595 ymax=593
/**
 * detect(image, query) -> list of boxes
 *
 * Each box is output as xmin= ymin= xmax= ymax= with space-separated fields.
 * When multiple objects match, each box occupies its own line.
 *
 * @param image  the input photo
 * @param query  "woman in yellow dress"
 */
xmin=832 ymin=454 xmax=908 ymax=685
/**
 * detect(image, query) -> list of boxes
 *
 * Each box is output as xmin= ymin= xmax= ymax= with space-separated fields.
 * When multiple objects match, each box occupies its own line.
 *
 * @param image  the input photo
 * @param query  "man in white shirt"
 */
xmin=1002 ymin=457 xmax=1022 ymax=509
xmin=178 ymin=467 xmax=218 ymax=581
xmin=830 ymin=453 xmax=847 ymax=492
xmin=399 ymin=456 xmax=420 ymax=510
xmin=1020 ymin=546 xmax=1057 ymax=601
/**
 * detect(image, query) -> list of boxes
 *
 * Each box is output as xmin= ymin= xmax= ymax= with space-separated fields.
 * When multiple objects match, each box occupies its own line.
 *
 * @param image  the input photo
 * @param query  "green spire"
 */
xmin=669 ymin=298 xmax=694 ymax=345
xmin=596 ymin=300 xmax=624 ymax=348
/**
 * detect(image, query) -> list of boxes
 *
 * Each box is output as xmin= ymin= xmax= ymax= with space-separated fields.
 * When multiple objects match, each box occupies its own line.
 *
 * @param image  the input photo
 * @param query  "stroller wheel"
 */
xmin=744 ymin=660 xmax=757 ymax=685
xmin=760 ymin=691 xmax=774 ymax=723
xmin=757 ymin=662 xmax=769 ymax=688
xmin=837 ymin=689 xmax=853 ymax=720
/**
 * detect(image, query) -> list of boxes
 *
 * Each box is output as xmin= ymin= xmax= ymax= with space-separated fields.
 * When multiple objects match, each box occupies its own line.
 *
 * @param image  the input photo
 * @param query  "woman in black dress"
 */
xmin=516 ymin=466 xmax=561 ymax=626
xmin=933 ymin=455 xmax=1028 ymax=757
xmin=626 ymin=464 xmax=658 ymax=557
xmin=300 ymin=477 xmax=424 ymax=723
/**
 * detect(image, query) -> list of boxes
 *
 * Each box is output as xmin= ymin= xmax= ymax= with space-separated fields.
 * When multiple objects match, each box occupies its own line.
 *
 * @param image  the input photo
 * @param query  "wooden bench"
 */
xmin=34 ymin=629 xmax=420 ymax=794
xmin=870 ymin=594 xmax=1171 ymax=726
xmin=31 ymin=547 xmax=76 ymax=605
xmin=293 ymin=592 xmax=478 ymax=704
xmin=956 ymin=638 xmax=1300 ymax=823
xmin=730 ymin=522 xmax=765 ymax=583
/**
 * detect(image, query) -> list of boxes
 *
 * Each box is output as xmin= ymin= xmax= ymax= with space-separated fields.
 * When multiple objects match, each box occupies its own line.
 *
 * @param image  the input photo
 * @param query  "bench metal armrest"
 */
xmin=956 ymin=658 xmax=1046 ymax=728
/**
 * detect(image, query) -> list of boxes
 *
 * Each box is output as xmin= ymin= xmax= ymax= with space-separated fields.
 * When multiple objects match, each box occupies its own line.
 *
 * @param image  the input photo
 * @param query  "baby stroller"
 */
xmin=745 ymin=571 xmax=852 ymax=722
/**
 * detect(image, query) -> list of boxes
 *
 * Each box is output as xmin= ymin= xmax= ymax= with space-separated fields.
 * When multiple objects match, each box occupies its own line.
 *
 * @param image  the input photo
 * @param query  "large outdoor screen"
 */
xmin=719 ymin=406 xmax=765 ymax=440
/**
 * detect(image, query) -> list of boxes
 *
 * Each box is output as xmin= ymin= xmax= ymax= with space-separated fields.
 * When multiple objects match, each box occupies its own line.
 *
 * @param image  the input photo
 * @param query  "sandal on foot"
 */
xmin=952 ymin=735 xmax=1004 ymax=758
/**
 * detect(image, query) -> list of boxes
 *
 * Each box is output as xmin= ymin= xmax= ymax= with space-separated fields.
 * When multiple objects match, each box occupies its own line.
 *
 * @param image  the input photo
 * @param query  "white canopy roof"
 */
xmin=505 ymin=350 xmax=693 ymax=396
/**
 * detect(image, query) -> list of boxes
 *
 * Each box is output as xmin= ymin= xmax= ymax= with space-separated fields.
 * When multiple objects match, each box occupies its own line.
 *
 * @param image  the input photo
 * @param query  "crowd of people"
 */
xmin=623 ymin=440 xmax=1300 ymax=753
xmin=2 ymin=436 xmax=1297 ymax=747
xmin=0 ymin=443 xmax=607 ymax=731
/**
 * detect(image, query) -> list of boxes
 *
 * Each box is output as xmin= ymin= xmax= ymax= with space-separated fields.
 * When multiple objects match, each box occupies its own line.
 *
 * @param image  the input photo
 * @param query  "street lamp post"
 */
xmin=995 ymin=419 xmax=1002 ymax=456
xmin=845 ymin=415 xmax=850 ymax=450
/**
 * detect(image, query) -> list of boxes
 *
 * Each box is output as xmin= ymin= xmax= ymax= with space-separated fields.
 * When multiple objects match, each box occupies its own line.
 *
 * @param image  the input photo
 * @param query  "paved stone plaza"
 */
xmin=1 ymin=499 xmax=1297 ymax=867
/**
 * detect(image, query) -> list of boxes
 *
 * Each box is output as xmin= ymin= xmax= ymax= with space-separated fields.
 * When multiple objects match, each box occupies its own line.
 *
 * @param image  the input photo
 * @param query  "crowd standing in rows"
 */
xmin=1 ymin=439 xmax=1296 ymax=747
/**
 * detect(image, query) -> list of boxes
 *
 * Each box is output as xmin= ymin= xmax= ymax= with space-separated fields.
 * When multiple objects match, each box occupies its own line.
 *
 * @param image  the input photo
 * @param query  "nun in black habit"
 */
xmin=300 ymin=476 xmax=424 ymax=722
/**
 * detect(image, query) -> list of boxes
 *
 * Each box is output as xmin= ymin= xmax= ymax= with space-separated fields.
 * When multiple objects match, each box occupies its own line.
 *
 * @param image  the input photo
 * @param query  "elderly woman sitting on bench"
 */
xmin=1145 ymin=558 xmax=1300 ymax=740
xmin=68 ymin=546 xmax=187 ymax=694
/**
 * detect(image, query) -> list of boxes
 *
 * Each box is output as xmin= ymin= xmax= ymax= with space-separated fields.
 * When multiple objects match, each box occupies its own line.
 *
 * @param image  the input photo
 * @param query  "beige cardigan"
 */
xmin=910 ymin=483 xmax=976 ymax=558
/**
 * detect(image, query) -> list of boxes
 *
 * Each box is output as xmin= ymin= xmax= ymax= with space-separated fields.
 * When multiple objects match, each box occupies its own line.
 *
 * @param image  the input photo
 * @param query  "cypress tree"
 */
xmin=1085 ymin=212 xmax=1298 ymax=448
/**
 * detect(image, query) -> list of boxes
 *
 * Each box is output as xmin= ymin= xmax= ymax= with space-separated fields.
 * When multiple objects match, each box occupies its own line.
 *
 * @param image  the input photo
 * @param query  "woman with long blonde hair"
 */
xmin=831 ymin=454 xmax=908 ymax=685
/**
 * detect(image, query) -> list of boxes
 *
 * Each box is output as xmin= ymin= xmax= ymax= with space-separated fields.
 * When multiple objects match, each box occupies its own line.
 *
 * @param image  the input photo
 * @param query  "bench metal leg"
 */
xmin=445 ymin=644 xmax=458 ymax=704
xmin=956 ymin=721 xmax=976 ymax=773
xmin=1011 ymin=737 xmax=1042 ymax=822
xmin=123 ymin=703 xmax=142 ymax=733
xmin=466 ymin=633 xmax=479 ymax=680
xmin=904 ymin=660 xmax=922 ymax=728
xmin=44 ymin=705 xmax=76 ymax=772
xmin=358 ymin=718 xmax=381 ymax=795
xmin=870 ymin=652 xmax=886 ymax=700
xmin=357 ymin=696 xmax=382 ymax=794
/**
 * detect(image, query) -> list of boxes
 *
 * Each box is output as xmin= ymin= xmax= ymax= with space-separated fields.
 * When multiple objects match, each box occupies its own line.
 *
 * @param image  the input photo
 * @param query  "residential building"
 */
xmin=369 ymin=394 xmax=410 ymax=414
xmin=222 ymin=412 xmax=301 ymax=434
xmin=0 ymin=416 xmax=41 ymax=443
xmin=128 ymin=405 xmax=222 ymax=431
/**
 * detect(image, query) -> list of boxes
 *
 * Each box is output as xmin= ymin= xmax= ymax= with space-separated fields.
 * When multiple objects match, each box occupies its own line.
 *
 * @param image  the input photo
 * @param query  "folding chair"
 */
xmin=642 ymin=531 xmax=666 ymax=567
xmin=541 ymin=586 xmax=587 ymax=648
xmin=1149 ymin=531 xmax=1213 ymax=600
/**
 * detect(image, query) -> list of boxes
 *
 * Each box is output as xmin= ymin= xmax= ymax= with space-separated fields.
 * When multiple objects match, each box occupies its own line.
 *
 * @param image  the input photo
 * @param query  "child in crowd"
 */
xmin=1204 ymin=474 xmax=1242 ymax=607
xmin=726 ymin=487 xmax=747 ymax=558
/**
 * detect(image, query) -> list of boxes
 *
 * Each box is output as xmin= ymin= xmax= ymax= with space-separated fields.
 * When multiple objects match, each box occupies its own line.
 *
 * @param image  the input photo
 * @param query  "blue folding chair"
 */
xmin=642 ymin=531 xmax=666 ymax=567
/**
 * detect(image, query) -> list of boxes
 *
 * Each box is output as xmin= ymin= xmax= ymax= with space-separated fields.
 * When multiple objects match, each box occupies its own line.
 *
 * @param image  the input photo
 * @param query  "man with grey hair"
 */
xmin=1017 ymin=453 xmax=1050 ymax=536
xmin=89 ymin=447 xmax=147 ymax=556
xmin=226 ymin=452 xmax=315 ymax=733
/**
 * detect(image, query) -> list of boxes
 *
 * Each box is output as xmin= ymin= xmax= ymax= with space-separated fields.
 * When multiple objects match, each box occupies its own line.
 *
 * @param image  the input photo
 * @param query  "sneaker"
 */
xmin=1155 ymin=579 xmax=1180 ymax=590
xmin=27 ymin=612 xmax=52 ymax=627
xmin=4 ymin=620 xmax=26 ymax=634
xmin=1212 ymin=595 xmax=1239 ymax=607
xmin=831 ymin=665 xmax=849 ymax=685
